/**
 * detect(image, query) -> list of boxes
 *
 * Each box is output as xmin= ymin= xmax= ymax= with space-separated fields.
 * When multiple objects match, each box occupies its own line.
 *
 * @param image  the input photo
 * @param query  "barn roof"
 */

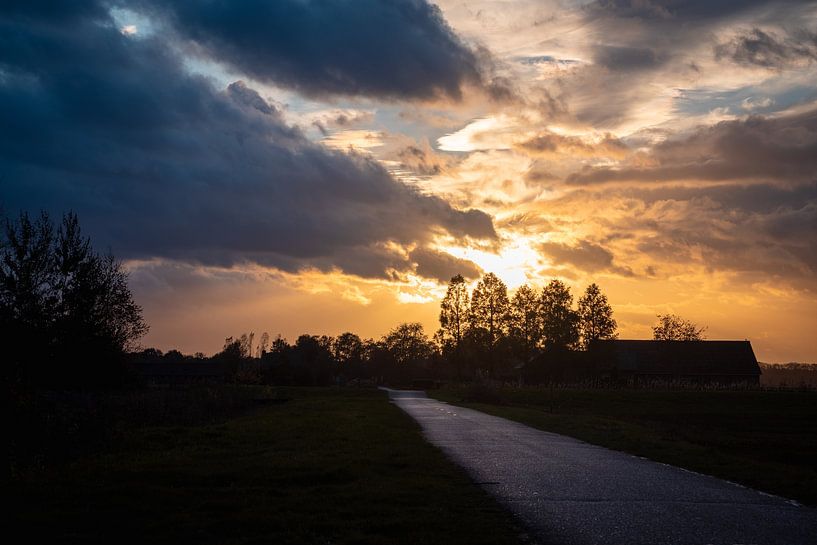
xmin=591 ymin=340 xmax=761 ymax=377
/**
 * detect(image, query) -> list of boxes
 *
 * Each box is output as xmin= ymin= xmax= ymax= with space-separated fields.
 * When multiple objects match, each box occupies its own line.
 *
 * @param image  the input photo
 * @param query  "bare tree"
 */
xmin=652 ymin=314 xmax=707 ymax=341
xmin=257 ymin=331 xmax=270 ymax=357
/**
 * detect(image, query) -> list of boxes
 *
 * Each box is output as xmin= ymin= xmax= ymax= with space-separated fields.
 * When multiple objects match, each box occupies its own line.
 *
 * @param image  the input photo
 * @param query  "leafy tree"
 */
xmin=292 ymin=334 xmax=334 ymax=385
xmin=438 ymin=274 xmax=470 ymax=377
xmin=438 ymin=274 xmax=470 ymax=350
xmin=652 ymin=314 xmax=707 ymax=341
xmin=577 ymin=283 xmax=617 ymax=348
xmin=0 ymin=212 xmax=55 ymax=343
xmin=540 ymin=279 xmax=579 ymax=350
xmin=333 ymin=332 xmax=363 ymax=365
xmin=53 ymin=214 xmax=147 ymax=357
xmin=509 ymin=284 xmax=542 ymax=357
xmin=469 ymin=272 xmax=510 ymax=375
xmin=270 ymin=334 xmax=289 ymax=354
xmin=1 ymin=211 xmax=147 ymax=386
xmin=382 ymin=322 xmax=435 ymax=366
xmin=469 ymin=272 xmax=509 ymax=347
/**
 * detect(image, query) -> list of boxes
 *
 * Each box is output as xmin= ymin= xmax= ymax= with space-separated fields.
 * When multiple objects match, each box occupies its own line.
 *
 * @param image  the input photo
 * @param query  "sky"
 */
xmin=1 ymin=0 xmax=816 ymax=362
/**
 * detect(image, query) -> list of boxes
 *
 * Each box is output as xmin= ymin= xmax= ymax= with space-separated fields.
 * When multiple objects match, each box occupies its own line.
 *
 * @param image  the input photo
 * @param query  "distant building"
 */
xmin=591 ymin=340 xmax=761 ymax=385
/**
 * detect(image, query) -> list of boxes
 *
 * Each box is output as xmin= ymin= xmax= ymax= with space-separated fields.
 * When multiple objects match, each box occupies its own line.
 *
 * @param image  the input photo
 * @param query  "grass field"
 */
xmin=431 ymin=385 xmax=817 ymax=506
xmin=9 ymin=387 xmax=525 ymax=545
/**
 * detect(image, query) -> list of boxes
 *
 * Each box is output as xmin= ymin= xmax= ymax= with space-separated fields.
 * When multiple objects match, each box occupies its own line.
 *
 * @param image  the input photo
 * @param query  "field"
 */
xmin=9 ymin=387 xmax=525 ymax=545
xmin=432 ymin=385 xmax=817 ymax=505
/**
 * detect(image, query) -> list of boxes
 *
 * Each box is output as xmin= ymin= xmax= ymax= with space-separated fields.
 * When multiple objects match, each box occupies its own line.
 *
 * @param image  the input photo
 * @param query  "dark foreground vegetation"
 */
xmin=759 ymin=362 xmax=817 ymax=388
xmin=10 ymin=387 xmax=524 ymax=545
xmin=433 ymin=385 xmax=817 ymax=506
xmin=133 ymin=273 xmax=759 ymax=388
xmin=5 ymin=210 xmax=815 ymax=541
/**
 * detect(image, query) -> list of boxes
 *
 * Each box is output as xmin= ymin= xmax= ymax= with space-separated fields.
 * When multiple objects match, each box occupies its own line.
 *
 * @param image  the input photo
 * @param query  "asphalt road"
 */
xmin=386 ymin=389 xmax=817 ymax=545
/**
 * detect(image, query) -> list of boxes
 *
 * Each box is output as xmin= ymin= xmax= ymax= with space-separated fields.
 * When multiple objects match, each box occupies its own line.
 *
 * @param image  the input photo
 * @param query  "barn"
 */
xmin=590 ymin=340 xmax=761 ymax=385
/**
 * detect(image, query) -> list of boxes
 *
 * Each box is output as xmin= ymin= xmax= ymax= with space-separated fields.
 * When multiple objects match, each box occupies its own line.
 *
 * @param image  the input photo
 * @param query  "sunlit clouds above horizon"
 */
xmin=2 ymin=0 xmax=816 ymax=361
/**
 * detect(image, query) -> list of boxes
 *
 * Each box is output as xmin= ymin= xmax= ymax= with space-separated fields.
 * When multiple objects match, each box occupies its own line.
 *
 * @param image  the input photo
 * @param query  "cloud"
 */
xmin=584 ymin=0 xmax=786 ymax=22
xmin=541 ymin=239 xmax=633 ymax=276
xmin=0 ymin=5 xmax=495 ymax=279
xmin=395 ymin=139 xmax=456 ymax=176
xmin=307 ymin=109 xmax=375 ymax=136
xmin=542 ymin=182 xmax=817 ymax=289
xmin=132 ymin=0 xmax=486 ymax=101
xmin=516 ymin=131 xmax=629 ymax=158
xmin=566 ymin=108 xmax=817 ymax=185
xmin=593 ymin=45 xmax=668 ymax=72
xmin=715 ymin=28 xmax=817 ymax=69
xmin=409 ymin=247 xmax=482 ymax=282
xmin=632 ymin=200 xmax=817 ymax=284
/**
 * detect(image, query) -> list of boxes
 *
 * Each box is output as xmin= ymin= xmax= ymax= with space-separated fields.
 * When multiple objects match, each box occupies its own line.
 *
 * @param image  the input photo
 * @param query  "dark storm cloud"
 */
xmin=517 ymin=131 xmax=628 ymax=157
xmin=621 ymin=182 xmax=817 ymax=215
xmin=715 ymin=28 xmax=817 ymax=69
xmin=408 ymin=247 xmax=482 ymax=283
xmin=585 ymin=0 xmax=788 ymax=22
xmin=395 ymin=142 xmax=455 ymax=176
xmin=540 ymin=240 xmax=633 ymax=276
xmin=631 ymin=202 xmax=817 ymax=283
xmin=568 ymin=182 xmax=817 ymax=286
xmin=592 ymin=45 xmax=668 ymax=72
xmin=130 ymin=0 xmax=485 ymax=101
xmin=562 ymin=0 xmax=812 ymax=127
xmin=566 ymin=109 xmax=817 ymax=185
xmin=0 ymin=3 xmax=495 ymax=279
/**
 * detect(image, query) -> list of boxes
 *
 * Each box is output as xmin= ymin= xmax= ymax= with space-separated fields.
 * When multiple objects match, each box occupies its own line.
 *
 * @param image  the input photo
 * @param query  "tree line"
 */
xmin=2 ymin=210 xmax=707 ymax=389
xmin=133 ymin=321 xmax=439 ymax=386
xmin=133 ymin=273 xmax=624 ymax=385
xmin=436 ymin=273 xmax=617 ymax=378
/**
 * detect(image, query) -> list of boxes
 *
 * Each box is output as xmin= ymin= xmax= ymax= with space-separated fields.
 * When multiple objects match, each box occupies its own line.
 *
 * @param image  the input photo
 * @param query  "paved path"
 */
xmin=386 ymin=389 xmax=817 ymax=545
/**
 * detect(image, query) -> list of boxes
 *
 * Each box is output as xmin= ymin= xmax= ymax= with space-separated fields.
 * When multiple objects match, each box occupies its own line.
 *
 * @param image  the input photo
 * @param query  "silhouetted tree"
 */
xmin=653 ymin=314 xmax=707 ymax=341
xmin=292 ymin=334 xmax=334 ymax=385
xmin=1 ymin=211 xmax=147 ymax=387
xmin=470 ymin=273 xmax=509 ymax=366
xmin=238 ymin=332 xmax=254 ymax=359
xmin=213 ymin=336 xmax=244 ymax=378
xmin=577 ymin=283 xmax=617 ymax=348
xmin=438 ymin=274 xmax=470 ymax=377
xmin=270 ymin=334 xmax=289 ymax=354
xmin=540 ymin=279 xmax=579 ymax=350
xmin=333 ymin=332 xmax=363 ymax=366
xmin=382 ymin=322 xmax=435 ymax=366
xmin=509 ymin=283 xmax=542 ymax=358
xmin=257 ymin=332 xmax=270 ymax=357
xmin=470 ymin=273 xmax=510 ymax=344
xmin=163 ymin=350 xmax=185 ymax=363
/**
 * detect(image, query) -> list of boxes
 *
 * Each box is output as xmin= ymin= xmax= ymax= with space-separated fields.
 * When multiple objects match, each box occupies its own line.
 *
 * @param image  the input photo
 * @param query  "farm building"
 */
xmin=590 ymin=340 xmax=761 ymax=385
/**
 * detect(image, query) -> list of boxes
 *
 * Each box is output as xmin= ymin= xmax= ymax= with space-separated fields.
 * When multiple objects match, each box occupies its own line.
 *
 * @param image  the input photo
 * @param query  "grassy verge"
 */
xmin=431 ymin=385 xmax=817 ymax=506
xmin=9 ymin=387 xmax=525 ymax=545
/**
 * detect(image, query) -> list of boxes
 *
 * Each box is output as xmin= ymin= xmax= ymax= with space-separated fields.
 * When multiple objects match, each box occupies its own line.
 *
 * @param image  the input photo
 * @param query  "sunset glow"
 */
xmin=3 ymin=0 xmax=816 ymax=362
